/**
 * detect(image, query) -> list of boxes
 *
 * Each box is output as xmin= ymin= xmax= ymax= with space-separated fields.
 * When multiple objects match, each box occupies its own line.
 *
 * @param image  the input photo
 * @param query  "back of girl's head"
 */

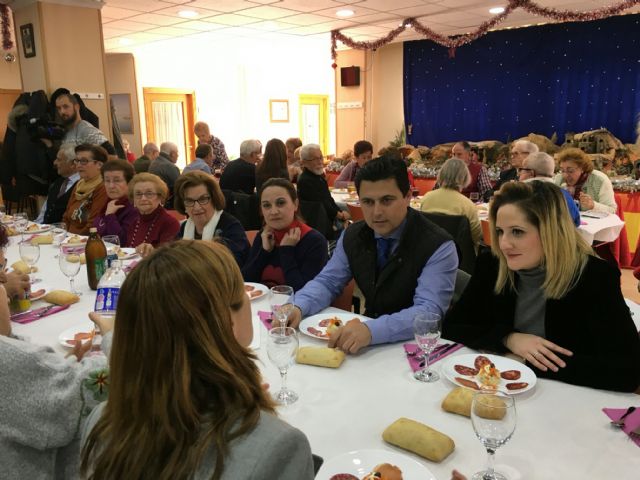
xmin=258 ymin=138 xmax=287 ymax=175
xmin=489 ymin=181 xmax=591 ymax=298
xmin=82 ymin=240 xmax=274 ymax=479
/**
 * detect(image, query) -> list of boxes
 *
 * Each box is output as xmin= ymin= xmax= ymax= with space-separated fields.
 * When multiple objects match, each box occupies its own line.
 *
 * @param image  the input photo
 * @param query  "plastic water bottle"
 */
xmin=94 ymin=259 xmax=126 ymax=321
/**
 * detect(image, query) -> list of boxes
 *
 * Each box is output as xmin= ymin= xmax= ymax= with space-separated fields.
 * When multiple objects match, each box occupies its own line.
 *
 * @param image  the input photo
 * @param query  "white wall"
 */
xmin=112 ymin=33 xmax=336 ymax=158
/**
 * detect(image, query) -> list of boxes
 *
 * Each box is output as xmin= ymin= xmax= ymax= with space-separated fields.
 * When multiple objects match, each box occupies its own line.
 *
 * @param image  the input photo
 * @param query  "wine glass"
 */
xmin=413 ymin=312 xmax=441 ymax=382
xmin=470 ymin=192 xmax=480 ymax=203
xmin=270 ymin=285 xmax=294 ymax=328
xmin=267 ymin=327 xmax=299 ymax=405
xmin=102 ymin=235 xmax=120 ymax=267
xmin=58 ymin=245 xmax=83 ymax=295
xmin=470 ymin=392 xmax=517 ymax=480
xmin=14 ymin=212 xmax=29 ymax=241
xmin=19 ymin=241 xmax=40 ymax=283
xmin=51 ymin=222 xmax=67 ymax=247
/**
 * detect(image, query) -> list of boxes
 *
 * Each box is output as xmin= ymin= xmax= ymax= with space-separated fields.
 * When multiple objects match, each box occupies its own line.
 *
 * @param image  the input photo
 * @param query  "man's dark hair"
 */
xmin=355 ymin=156 xmax=410 ymax=196
xmin=56 ymin=93 xmax=79 ymax=105
xmin=455 ymin=141 xmax=471 ymax=151
xmin=75 ymin=143 xmax=109 ymax=164
xmin=195 ymin=143 xmax=213 ymax=159
xmin=354 ymin=140 xmax=373 ymax=157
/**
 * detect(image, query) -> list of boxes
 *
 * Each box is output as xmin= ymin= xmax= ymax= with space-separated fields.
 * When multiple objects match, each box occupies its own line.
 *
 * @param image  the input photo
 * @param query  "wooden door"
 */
xmin=298 ymin=94 xmax=329 ymax=155
xmin=143 ymin=88 xmax=196 ymax=170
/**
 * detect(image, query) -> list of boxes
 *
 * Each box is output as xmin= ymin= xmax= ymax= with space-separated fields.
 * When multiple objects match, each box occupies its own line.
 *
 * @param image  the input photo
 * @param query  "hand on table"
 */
xmin=280 ymin=227 xmax=301 ymax=247
xmin=89 ymin=311 xmax=114 ymax=335
xmin=579 ymin=192 xmax=595 ymax=211
xmin=105 ymin=200 xmax=124 ymax=216
xmin=328 ymin=318 xmax=372 ymax=354
xmin=261 ymin=227 xmax=275 ymax=252
xmin=1 ymin=270 xmax=30 ymax=298
xmin=65 ymin=337 xmax=93 ymax=361
xmin=135 ymin=243 xmax=154 ymax=258
xmin=505 ymin=332 xmax=573 ymax=372
xmin=288 ymin=306 xmax=302 ymax=329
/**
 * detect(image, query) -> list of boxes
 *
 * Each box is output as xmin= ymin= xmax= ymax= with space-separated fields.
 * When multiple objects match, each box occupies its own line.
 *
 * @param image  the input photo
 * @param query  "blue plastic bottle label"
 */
xmin=94 ymin=287 xmax=120 ymax=314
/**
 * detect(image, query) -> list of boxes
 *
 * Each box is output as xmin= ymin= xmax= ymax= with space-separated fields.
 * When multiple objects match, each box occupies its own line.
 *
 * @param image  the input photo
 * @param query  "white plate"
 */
xmin=244 ymin=282 xmax=268 ymax=301
xmin=300 ymin=312 xmax=371 ymax=340
xmin=316 ymin=448 xmax=436 ymax=480
xmin=331 ymin=188 xmax=348 ymax=194
xmin=62 ymin=235 xmax=88 ymax=246
xmin=58 ymin=322 xmax=102 ymax=348
xmin=116 ymin=247 xmax=138 ymax=260
xmin=441 ymin=353 xmax=536 ymax=394
xmin=23 ymin=224 xmax=53 ymax=234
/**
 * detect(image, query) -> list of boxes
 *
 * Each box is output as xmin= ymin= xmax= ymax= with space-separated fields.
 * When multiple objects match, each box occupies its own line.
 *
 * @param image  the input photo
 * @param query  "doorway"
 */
xmin=143 ymin=88 xmax=196 ymax=170
xmin=298 ymin=94 xmax=329 ymax=155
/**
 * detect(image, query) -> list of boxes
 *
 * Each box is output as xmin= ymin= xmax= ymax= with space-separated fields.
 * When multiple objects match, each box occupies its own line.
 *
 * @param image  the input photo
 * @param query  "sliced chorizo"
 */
xmin=474 ymin=355 xmax=491 ymax=370
xmin=456 ymin=377 xmax=480 ymax=390
xmin=454 ymin=365 xmax=479 ymax=376
xmin=500 ymin=370 xmax=521 ymax=380
xmin=506 ymin=382 xmax=529 ymax=390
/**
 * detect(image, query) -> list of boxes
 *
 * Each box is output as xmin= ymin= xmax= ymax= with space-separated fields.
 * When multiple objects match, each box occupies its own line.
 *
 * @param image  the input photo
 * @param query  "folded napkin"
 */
xmin=403 ymin=342 xmax=464 ymax=372
xmin=11 ymin=304 xmax=71 ymax=325
xmin=257 ymin=310 xmax=273 ymax=330
xmin=122 ymin=260 xmax=139 ymax=273
xmin=603 ymin=407 xmax=640 ymax=448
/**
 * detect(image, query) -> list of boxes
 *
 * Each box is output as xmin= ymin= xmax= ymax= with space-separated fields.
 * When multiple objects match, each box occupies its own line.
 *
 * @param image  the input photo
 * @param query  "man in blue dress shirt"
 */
xmin=289 ymin=157 xmax=458 ymax=354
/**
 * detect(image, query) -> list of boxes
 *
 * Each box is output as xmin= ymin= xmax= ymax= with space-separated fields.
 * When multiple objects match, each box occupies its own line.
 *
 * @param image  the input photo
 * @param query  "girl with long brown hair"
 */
xmin=81 ymin=240 xmax=314 ymax=479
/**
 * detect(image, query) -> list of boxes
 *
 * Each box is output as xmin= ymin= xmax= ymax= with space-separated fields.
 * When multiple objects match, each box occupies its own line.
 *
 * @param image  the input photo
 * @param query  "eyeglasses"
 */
xmin=134 ymin=191 xmax=159 ymax=199
xmin=184 ymin=195 xmax=211 ymax=207
xmin=559 ymin=167 xmax=578 ymax=174
xmin=73 ymin=158 xmax=96 ymax=165
xmin=517 ymin=167 xmax=534 ymax=173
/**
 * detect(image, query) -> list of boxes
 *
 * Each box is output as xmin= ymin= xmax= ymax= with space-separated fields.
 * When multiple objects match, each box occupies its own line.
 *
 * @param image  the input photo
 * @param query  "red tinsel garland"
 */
xmin=330 ymin=0 xmax=640 ymax=63
xmin=1 ymin=3 xmax=13 ymax=51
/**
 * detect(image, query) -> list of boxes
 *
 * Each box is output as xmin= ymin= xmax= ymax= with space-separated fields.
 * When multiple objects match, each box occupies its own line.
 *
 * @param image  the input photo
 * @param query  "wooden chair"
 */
xmin=346 ymin=203 xmax=364 ymax=222
xmin=330 ymin=278 xmax=355 ymax=312
xmin=246 ymin=229 xmax=259 ymax=245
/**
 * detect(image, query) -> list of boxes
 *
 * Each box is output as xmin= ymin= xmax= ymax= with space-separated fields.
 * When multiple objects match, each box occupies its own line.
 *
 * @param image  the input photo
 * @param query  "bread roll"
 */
xmin=296 ymin=346 xmax=345 ymax=368
xmin=441 ymin=387 xmax=474 ymax=417
xmin=382 ymin=417 xmax=454 ymax=463
xmin=31 ymin=233 xmax=53 ymax=245
xmin=362 ymin=463 xmax=403 ymax=480
xmin=43 ymin=290 xmax=80 ymax=306
xmin=11 ymin=260 xmax=31 ymax=275
xmin=472 ymin=395 xmax=507 ymax=420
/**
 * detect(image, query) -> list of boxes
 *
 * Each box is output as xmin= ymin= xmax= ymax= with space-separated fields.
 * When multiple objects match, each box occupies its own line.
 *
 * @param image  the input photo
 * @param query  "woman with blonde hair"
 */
xmin=444 ymin=181 xmax=640 ymax=392
xmin=81 ymin=241 xmax=314 ymax=479
xmin=553 ymin=147 xmax=616 ymax=213
xmin=420 ymin=157 xmax=482 ymax=251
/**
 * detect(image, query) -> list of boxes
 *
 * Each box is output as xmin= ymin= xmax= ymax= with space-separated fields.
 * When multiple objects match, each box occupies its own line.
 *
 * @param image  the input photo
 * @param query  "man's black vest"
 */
xmin=343 ymin=208 xmax=452 ymax=318
xmin=43 ymin=176 xmax=77 ymax=225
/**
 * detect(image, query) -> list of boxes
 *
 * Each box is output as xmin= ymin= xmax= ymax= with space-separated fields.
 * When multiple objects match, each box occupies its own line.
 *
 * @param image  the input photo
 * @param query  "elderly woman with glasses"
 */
xmin=552 ymin=147 xmax=616 ymax=213
xmin=174 ymin=171 xmax=250 ymax=267
xmin=93 ymin=159 xmax=137 ymax=245
xmin=62 ymin=144 xmax=109 ymax=235
xmin=126 ymin=173 xmax=180 ymax=257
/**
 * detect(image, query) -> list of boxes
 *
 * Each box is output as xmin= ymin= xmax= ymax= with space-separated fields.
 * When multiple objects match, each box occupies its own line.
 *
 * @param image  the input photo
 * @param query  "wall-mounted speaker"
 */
xmin=340 ymin=66 xmax=360 ymax=87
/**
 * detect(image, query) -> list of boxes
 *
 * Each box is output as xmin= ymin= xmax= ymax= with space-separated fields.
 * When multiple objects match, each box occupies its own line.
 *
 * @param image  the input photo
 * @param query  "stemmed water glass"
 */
xmin=19 ymin=241 xmax=40 ymax=283
xmin=51 ymin=222 xmax=67 ymax=247
xmin=14 ymin=212 xmax=29 ymax=241
xmin=58 ymin=246 xmax=83 ymax=295
xmin=470 ymin=392 xmax=517 ymax=480
xmin=270 ymin=285 xmax=294 ymax=328
xmin=470 ymin=192 xmax=480 ymax=203
xmin=413 ymin=312 xmax=441 ymax=382
xmin=267 ymin=327 xmax=299 ymax=405
xmin=102 ymin=235 xmax=120 ymax=267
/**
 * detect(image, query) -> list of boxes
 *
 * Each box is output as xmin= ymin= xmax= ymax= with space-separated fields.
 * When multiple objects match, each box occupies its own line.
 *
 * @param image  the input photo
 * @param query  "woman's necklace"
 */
xmin=131 ymin=209 xmax=159 ymax=245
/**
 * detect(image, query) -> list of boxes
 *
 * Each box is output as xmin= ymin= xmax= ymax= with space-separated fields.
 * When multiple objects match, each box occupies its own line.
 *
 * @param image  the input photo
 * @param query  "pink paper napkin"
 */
xmin=403 ymin=342 xmax=464 ymax=372
xmin=123 ymin=260 xmax=139 ymax=273
xmin=602 ymin=407 xmax=640 ymax=448
xmin=10 ymin=304 xmax=71 ymax=325
xmin=258 ymin=310 xmax=273 ymax=330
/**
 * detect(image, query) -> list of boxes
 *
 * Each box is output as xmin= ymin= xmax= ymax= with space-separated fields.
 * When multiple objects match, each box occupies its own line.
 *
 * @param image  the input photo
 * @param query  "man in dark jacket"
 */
xmin=289 ymin=157 xmax=458 ymax=353
xmin=34 ymin=144 xmax=79 ymax=224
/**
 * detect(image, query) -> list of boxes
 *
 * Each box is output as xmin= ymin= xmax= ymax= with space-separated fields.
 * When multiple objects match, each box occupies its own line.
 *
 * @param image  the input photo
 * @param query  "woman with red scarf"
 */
xmin=242 ymin=178 xmax=328 ymax=291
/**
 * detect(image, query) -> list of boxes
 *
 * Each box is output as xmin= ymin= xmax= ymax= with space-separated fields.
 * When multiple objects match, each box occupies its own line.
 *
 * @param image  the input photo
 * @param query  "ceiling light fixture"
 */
xmin=336 ymin=9 xmax=354 ymax=18
xmin=489 ymin=7 xmax=505 ymax=14
xmin=178 ymin=10 xmax=199 ymax=19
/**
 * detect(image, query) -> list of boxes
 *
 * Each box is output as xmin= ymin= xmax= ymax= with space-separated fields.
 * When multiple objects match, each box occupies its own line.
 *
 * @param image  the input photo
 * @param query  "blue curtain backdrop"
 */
xmin=403 ymin=14 xmax=640 ymax=146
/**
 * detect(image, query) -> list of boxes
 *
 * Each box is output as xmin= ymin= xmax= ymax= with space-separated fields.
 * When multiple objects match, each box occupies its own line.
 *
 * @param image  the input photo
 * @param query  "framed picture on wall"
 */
xmin=110 ymin=93 xmax=134 ymax=134
xmin=269 ymin=99 xmax=289 ymax=123
xmin=20 ymin=24 xmax=36 ymax=58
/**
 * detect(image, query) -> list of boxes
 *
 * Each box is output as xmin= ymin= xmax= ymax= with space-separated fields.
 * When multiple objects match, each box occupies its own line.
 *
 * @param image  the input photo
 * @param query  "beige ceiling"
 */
xmin=102 ymin=0 xmax=640 ymax=51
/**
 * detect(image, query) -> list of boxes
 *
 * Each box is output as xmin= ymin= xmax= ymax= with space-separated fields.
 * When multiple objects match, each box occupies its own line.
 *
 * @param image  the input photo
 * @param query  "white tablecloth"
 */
xmin=8 ymin=239 xmax=640 ymax=480
xmin=578 ymin=213 xmax=625 ymax=244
